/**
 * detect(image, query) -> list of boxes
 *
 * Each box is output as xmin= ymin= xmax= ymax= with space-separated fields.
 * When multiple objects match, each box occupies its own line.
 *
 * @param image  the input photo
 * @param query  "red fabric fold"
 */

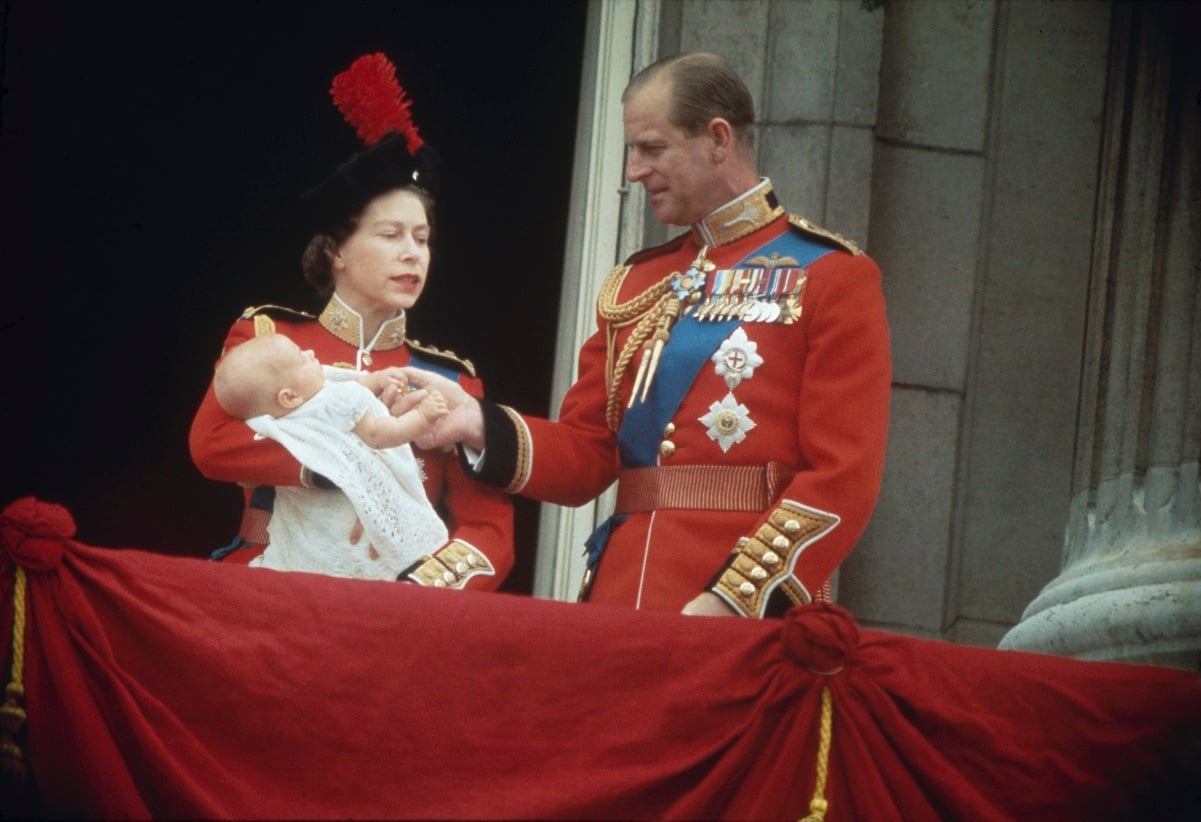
xmin=2 ymin=497 xmax=1198 ymax=819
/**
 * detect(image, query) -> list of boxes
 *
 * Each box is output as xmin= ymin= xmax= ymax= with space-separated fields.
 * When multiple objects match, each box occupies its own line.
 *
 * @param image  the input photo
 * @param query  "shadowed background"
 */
xmin=0 ymin=1 xmax=588 ymax=593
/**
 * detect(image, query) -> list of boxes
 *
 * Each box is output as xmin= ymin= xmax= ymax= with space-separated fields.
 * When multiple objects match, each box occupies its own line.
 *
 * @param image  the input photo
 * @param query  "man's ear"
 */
xmin=707 ymin=117 xmax=735 ymax=163
xmin=278 ymin=388 xmax=304 ymax=410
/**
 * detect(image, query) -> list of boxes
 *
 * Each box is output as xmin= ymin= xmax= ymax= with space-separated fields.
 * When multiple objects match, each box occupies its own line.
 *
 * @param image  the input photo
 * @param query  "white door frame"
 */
xmin=532 ymin=0 xmax=660 ymax=601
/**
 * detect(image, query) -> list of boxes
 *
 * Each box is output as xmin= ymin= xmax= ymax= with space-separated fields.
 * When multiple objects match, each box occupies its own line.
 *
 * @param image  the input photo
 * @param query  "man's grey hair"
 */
xmin=624 ymin=52 xmax=756 ymax=152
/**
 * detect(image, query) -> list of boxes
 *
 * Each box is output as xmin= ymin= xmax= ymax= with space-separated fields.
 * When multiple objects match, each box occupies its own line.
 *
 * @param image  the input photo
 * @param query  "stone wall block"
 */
xmin=764 ymin=0 xmax=840 ymax=121
xmin=825 ymin=124 xmax=875 ymax=248
xmin=840 ymin=387 xmax=960 ymax=630
xmin=876 ymin=0 xmax=994 ymax=149
xmin=679 ymin=0 xmax=770 ymax=105
xmin=957 ymin=0 xmax=1110 ymax=624
xmin=869 ymin=142 xmax=983 ymax=390
xmin=833 ymin=0 xmax=885 ymax=125
xmin=760 ymin=122 xmax=831 ymax=223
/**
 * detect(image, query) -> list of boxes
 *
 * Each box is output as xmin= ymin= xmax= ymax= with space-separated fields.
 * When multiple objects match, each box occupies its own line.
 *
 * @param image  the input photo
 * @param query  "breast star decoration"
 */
xmin=699 ymin=393 xmax=756 ymax=453
xmin=711 ymin=327 xmax=763 ymax=389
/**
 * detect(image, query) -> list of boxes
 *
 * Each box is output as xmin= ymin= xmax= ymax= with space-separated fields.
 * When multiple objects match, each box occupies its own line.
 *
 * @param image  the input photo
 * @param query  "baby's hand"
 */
xmin=362 ymin=367 xmax=410 ymax=395
xmin=417 ymin=389 xmax=449 ymax=424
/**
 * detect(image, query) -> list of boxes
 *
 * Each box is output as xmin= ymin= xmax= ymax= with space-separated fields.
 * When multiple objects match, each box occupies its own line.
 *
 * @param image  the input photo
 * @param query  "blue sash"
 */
xmin=407 ymin=352 xmax=461 ymax=382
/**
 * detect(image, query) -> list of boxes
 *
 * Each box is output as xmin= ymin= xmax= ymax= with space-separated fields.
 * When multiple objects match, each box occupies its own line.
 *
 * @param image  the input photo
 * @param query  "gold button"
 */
xmin=663 ymin=422 xmax=676 ymax=437
xmin=739 ymin=582 xmax=755 ymax=596
xmin=762 ymin=551 xmax=780 ymax=566
xmin=783 ymin=519 xmax=801 ymax=536
xmin=750 ymin=566 xmax=768 ymax=581
xmin=659 ymin=440 xmax=676 ymax=458
xmin=772 ymin=535 xmax=790 ymax=550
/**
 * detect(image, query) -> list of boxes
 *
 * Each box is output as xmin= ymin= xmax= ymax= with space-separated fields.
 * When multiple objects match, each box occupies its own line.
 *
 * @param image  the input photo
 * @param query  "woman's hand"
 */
xmin=396 ymin=368 xmax=486 ymax=451
xmin=359 ymin=366 xmax=410 ymax=395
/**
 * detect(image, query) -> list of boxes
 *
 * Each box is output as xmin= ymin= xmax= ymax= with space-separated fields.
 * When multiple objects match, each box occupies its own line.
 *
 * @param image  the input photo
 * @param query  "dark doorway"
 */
xmin=0 ymin=1 xmax=587 ymax=594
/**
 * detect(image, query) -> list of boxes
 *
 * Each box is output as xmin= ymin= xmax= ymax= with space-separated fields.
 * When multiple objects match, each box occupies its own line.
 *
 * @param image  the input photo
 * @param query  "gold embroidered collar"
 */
xmin=691 ymin=179 xmax=785 ymax=247
xmin=318 ymin=294 xmax=407 ymax=352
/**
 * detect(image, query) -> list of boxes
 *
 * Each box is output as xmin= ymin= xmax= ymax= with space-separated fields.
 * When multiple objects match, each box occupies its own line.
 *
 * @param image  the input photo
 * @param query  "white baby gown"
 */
xmin=246 ymin=368 xmax=448 ymax=581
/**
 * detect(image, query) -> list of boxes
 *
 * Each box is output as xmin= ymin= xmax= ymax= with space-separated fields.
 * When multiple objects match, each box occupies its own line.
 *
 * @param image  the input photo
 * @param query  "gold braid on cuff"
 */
xmin=500 ymin=405 xmax=532 ymax=494
xmin=712 ymin=501 xmax=839 ymax=618
xmin=404 ymin=540 xmax=496 ymax=589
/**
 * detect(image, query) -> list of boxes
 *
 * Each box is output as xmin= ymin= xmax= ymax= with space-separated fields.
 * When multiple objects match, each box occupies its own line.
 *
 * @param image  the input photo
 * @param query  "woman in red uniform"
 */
xmin=189 ymin=54 xmax=513 ymax=590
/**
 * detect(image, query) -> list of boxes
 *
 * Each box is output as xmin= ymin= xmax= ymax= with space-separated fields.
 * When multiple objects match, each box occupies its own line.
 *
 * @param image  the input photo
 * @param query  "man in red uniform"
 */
xmin=410 ymin=51 xmax=890 ymax=616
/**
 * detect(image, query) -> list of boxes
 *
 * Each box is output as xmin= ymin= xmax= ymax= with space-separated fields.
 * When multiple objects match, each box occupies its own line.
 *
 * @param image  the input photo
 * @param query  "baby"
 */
xmin=213 ymin=332 xmax=450 ymax=581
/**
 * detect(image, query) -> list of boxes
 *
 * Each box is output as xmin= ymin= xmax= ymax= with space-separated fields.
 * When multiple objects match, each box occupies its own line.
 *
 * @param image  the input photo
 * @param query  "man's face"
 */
xmin=623 ymin=77 xmax=721 ymax=227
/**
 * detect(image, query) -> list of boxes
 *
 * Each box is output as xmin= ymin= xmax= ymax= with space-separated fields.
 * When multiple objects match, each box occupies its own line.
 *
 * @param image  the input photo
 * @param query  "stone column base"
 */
xmin=999 ymin=540 xmax=1201 ymax=671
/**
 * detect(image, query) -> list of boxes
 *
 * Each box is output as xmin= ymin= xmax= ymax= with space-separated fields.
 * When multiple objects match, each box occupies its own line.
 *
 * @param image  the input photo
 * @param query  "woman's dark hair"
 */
xmin=301 ymin=184 xmax=435 ymax=299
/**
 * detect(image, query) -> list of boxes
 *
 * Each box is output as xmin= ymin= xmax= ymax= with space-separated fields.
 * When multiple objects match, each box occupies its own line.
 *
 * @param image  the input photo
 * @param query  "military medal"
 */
xmin=693 ymin=253 xmax=809 ymax=324
xmin=712 ymin=327 xmax=763 ymax=389
xmin=781 ymin=269 xmax=807 ymax=323
xmin=699 ymin=393 xmax=756 ymax=452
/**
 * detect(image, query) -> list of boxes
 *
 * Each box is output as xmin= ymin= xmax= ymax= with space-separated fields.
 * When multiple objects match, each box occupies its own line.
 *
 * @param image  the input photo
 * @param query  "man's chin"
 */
xmin=652 ymin=206 xmax=689 ymax=227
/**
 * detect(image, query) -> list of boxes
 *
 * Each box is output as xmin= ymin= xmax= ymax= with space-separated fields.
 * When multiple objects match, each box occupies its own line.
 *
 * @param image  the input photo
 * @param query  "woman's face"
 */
xmin=331 ymin=188 xmax=431 ymax=318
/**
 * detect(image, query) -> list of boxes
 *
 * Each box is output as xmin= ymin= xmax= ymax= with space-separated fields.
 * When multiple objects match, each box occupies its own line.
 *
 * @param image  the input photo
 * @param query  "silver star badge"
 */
xmin=699 ymin=393 xmax=756 ymax=453
xmin=711 ymin=327 xmax=764 ymax=389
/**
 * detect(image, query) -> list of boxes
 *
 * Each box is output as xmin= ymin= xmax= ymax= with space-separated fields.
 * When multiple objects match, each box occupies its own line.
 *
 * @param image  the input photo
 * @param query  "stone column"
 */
xmin=999 ymin=1 xmax=1201 ymax=669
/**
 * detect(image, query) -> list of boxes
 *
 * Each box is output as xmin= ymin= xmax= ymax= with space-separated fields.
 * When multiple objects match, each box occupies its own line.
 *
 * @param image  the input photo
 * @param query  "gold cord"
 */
xmin=799 ymin=685 xmax=834 ymax=822
xmin=1 ymin=566 xmax=29 ymax=785
xmin=597 ymin=265 xmax=675 ymax=431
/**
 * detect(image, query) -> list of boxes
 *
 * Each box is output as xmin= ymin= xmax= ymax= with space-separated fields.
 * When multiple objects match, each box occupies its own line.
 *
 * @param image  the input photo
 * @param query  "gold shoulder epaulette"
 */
xmin=239 ymin=304 xmax=318 ymax=321
xmin=238 ymin=304 xmax=317 ymax=337
xmin=787 ymin=215 xmax=862 ymax=256
xmin=624 ymin=231 xmax=690 ymax=265
xmin=408 ymin=339 xmax=477 ymax=378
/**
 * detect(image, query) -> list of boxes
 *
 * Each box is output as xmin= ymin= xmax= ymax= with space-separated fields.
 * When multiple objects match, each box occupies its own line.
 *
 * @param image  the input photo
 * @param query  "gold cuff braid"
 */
xmin=404 ymin=540 xmax=496 ymax=589
xmin=712 ymin=501 xmax=839 ymax=618
xmin=500 ymin=406 xmax=532 ymax=494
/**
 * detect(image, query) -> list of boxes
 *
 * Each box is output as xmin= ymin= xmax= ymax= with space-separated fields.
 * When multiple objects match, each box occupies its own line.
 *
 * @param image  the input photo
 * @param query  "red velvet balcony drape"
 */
xmin=2 ymin=497 xmax=1198 ymax=819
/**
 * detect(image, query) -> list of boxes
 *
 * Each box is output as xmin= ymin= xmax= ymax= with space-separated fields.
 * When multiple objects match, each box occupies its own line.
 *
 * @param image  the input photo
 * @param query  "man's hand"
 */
xmin=399 ymin=368 xmax=486 ymax=451
xmin=681 ymin=591 xmax=738 ymax=617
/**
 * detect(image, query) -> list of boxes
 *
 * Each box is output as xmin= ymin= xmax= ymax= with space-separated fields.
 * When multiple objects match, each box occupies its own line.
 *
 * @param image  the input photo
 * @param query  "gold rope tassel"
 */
xmin=1 ymin=566 xmax=29 ymax=786
xmin=799 ymin=685 xmax=834 ymax=822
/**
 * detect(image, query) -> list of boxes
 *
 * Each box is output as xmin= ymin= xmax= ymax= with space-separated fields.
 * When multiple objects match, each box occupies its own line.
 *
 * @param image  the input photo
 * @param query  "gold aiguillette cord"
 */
xmin=628 ymin=245 xmax=711 ymax=407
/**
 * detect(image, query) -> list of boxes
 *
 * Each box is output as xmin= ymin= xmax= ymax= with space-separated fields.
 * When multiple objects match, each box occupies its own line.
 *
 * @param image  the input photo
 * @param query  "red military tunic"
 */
xmin=473 ymin=181 xmax=889 ymax=615
xmin=190 ymin=296 xmax=514 ymax=591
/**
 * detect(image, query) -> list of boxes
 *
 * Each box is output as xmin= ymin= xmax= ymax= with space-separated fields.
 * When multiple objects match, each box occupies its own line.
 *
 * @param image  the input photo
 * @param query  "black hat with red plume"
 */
xmin=302 ymin=53 xmax=439 ymax=232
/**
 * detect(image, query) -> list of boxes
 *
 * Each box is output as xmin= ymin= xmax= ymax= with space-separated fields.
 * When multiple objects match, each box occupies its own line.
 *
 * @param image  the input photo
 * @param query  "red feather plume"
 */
xmin=330 ymin=53 xmax=424 ymax=153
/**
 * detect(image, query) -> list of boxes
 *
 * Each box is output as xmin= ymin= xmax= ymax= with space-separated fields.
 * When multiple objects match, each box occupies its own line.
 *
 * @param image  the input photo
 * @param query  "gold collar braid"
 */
xmin=318 ymin=297 xmax=408 ymax=352
xmin=692 ymin=179 xmax=784 ymax=247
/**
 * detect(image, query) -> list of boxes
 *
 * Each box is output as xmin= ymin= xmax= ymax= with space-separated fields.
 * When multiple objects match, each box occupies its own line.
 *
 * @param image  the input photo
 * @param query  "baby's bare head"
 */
xmin=214 ymin=333 xmax=313 ymax=419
